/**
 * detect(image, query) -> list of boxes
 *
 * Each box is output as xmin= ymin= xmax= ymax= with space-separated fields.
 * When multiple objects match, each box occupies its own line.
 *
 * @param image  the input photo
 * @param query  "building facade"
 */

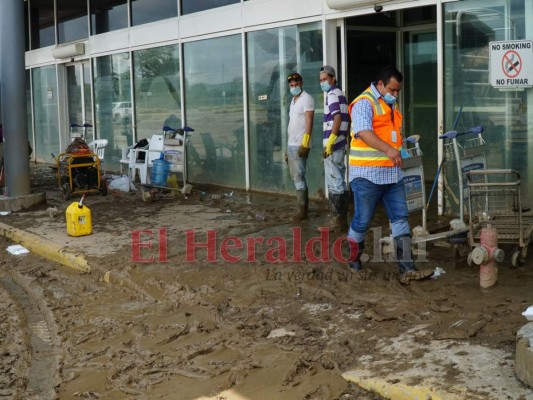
xmin=18 ymin=0 xmax=533 ymax=215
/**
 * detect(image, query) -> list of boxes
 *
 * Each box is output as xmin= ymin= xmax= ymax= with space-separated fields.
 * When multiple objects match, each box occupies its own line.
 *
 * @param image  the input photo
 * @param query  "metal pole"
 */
xmin=0 ymin=0 xmax=31 ymax=196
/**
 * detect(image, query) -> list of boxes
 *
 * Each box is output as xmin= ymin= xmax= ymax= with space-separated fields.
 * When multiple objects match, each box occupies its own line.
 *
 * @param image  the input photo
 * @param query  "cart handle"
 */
xmin=466 ymin=169 xmax=521 ymax=186
xmin=405 ymin=135 xmax=420 ymax=143
xmin=439 ymin=125 xmax=484 ymax=140
xmin=70 ymin=122 xmax=93 ymax=129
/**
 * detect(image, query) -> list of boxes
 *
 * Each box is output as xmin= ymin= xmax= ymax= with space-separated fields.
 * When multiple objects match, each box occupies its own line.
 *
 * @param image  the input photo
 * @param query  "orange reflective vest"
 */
xmin=347 ymin=86 xmax=403 ymax=167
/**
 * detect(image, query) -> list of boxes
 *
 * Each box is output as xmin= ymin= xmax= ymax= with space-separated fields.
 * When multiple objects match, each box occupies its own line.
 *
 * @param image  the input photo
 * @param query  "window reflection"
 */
xmin=131 ymin=0 xmax=177 ymax=26
xmin=90 ymin=0 xmax=128 ymax=35
xmin=247 ymin=23 xmax=323 ymax=194
xmin=29 ymin=0 xmax=55 ymax=49
xmin=57 ymin=0 xmax=88 ymax=44
xmin=184 ymin=35 xmax=245 ymax=188
xmin=133 ymin=45 xmax=181 ymax=140
xmin=181 ymin=0 xmax=239 ymax=15
xmin=93 ymin=53 xmax=132 ymax=170
xmin=444 ymin=1 xmax=531 ymax=203
xmin=32 ymin=66 xmax=59 ymax=161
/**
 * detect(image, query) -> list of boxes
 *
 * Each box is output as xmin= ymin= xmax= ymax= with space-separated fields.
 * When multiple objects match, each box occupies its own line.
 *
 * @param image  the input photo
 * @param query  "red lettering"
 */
xmin=265 ymin=236 xmax=288 ymax=263
xmin=291 ymin=227 xmax=302 ymax=262
xmin=305 ymin=228 xmax=330 ymax=262
xmin=157 ymin=227 xmax=168 ymax=262
xmin=333 ymin=236 xmax=359 ymax=263
xmin=185 ymin=230 xmax=217 ymax=262
xmin=130 ymin=229 xmax=154 ymax=262
xmin=245 ymin=236 xmax=264 ymax=262
xmin=220 ymin=236 xmax=243 ymax=263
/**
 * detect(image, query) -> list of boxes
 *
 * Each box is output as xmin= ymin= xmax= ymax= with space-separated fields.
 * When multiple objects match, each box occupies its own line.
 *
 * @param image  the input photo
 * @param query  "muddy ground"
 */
xmin=0 ymin=165 xmax=532 ymax=399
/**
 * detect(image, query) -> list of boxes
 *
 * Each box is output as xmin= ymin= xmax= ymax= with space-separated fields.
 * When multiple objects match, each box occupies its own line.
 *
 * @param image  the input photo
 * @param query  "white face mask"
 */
xmin=290 ymin=87 xmax=302 ymax=96
xmin=383 ymin=92 xmax=396 ymax=105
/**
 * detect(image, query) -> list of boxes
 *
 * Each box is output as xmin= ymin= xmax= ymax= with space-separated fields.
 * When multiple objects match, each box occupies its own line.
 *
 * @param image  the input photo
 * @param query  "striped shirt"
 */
xmin=323 ymin=85 xmax=349 ymax=151
xmin=349 ymin=83 xmax=402 ymax=184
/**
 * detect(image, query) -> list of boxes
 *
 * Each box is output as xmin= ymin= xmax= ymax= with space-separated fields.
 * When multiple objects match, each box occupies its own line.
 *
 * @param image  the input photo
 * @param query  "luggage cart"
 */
xmin=409 ymin=126 xmax=486 ymax=256
xmin=466 ymin=169 xmax=533 ymax=267
xmin=55 ymin=151 xmax=107 ymax=200
xmin=140 ymin=125 xmax=194 ymax=203
xmin=380 ymin=135 xmax=428 ymax=256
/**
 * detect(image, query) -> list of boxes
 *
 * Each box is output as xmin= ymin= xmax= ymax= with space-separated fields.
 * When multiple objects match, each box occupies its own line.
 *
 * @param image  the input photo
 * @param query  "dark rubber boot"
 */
xmin=348 ymin=240 xmax=364 ymax=271
xmin=293 ymin=189 xmax=308 ymax=222
xmin=395 ymin=234 xmax=433 ymax=284
xmin=327 ymin=193 xmax=345 ymax=232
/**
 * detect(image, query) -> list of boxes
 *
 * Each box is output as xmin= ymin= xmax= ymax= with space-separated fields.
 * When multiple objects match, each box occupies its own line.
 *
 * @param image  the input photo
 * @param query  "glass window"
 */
xmin=93 ymin=53 xmax=132 ymax=171
xmin=183 ymin=35 xmax=245 ymax=188
xmin=247 ymin=23 xmax=323 ymax=194
xmin=27 ymin=71 xmax=34 ymax=160
xmin=57 ymin=0 xmax=88 ymax=44
xmin=444 ymin=0 xmax=531 ymax=205
xmin=181 ymin=0 xmax=239 ymax=15
xmin=90 ymin=0 xmax=128 ymax=35
xmin=133 ymin=44 xmax=181 ymax=140
xmin=131 ymin=0 xmax=177 ymax=26
xmin=32 ymin=66 xmax=60 ymax=162
xmin=29 ymin=0 xmax=55 ymax=49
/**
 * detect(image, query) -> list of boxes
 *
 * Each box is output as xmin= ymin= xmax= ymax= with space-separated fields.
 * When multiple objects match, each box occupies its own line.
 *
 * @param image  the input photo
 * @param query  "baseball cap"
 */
xmin=287 ymin=72 xmax=303 ymax=82
xmin=320 ymin=65 xmax=336 ymax=76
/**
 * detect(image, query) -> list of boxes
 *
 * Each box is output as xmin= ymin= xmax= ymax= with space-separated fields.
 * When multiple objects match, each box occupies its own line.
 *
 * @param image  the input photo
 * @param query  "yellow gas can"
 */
xmin=66 ymin=195 xmax=92 ymax=237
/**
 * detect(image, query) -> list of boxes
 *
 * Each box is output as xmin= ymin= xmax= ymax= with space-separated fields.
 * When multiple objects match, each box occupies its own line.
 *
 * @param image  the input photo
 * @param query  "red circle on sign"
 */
xmin=502 ymin=50 xmax=522 ymax=78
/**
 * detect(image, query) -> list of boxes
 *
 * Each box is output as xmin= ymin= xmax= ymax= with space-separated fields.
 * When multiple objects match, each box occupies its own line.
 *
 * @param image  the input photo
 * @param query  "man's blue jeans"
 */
xmin=287 ymin=145 xmax=307 ymax=191
xmin=348 ymin=177 xmax=411 ymax=244
xmin=324 ymin=148 xmax=346 ymax=195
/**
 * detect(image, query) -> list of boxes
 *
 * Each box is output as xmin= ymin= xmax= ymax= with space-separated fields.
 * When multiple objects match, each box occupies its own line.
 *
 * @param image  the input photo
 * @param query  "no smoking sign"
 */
xmin=490 ymin=40 xmax=533 ymax=88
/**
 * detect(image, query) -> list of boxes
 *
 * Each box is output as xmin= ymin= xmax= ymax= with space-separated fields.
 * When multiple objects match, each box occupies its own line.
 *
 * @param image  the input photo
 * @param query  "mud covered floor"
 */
xmin=0 ymin=166 xmax=532 ymax=399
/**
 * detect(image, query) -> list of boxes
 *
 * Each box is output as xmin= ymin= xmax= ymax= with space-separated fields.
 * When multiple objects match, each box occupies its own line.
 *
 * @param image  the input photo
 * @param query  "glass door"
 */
xmin=403 ymin=29 xmax=438 ymax=181
xmin=66 ymin=62 xmax=93 ymax=142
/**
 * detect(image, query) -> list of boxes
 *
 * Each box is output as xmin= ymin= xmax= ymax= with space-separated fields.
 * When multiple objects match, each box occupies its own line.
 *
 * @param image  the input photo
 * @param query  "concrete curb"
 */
xmin=342 ymin=372 xmax=466 ymax=400
xmin=0 ymin=222 xmax=90 ymax=273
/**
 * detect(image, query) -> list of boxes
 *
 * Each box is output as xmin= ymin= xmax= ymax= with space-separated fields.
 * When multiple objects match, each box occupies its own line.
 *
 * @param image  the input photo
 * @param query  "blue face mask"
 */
xmin=383 ymin=92 xmax=396 ymax=105
xmin=320 ymin=82 xmax=331 ymax=92
xmin=290 ymin=87 xmax=302 ymax=96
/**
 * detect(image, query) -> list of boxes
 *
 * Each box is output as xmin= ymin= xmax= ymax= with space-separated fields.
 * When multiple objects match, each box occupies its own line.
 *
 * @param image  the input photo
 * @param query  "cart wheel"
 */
xmin=467 ymin=251 xmax=474 ymax=267
xmin=62 ymin=183 xmax=71 ymax=201
xmin=99 ymin=180 xmax=108 ymax=196
xmin=511 ymin=250 xmax=522 ymax=268
xmin=454 ymin=242 xmax=469 ymax=258
xmin=142 ymin=189 xmax=154 ymax=203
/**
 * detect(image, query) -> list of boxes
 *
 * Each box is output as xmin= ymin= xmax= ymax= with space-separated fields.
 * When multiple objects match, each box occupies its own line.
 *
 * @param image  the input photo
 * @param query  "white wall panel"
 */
xmin=25 ymin=47 xmax=56 ymax=66
xmin=243 ymin=0 xmax=323 ymax=27
xmin=129 ymin=18 xmax=179 ymax=47
xmin=89 ymin=29 xmax=130 ymax=55
xmin=179 ymin=5 xmax=242 ymax=39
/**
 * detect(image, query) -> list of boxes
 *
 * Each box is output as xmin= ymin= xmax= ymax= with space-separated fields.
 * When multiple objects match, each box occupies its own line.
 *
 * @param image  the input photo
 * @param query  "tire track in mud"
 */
xmin=0 ymin=274 xmax=59 ymax=399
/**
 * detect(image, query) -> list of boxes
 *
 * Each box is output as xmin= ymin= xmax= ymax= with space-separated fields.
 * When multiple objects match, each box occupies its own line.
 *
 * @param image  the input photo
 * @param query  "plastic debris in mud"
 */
xmin=432 ymin=266 xmax=446 ymax=279
xmin=254 ymin=212 xmax=267 ymax=221
xmin=523 ymin=306 xmax=533 ymax=321
xmin=7 ymin=245 xmax=29 ymax=255
xmin=47 ymin=206 xmax=59 ymax=219
xmin=212 ymin=194 xmax=221 ymax=200
xmin=224 ymin=191 xmax=233 ymax=198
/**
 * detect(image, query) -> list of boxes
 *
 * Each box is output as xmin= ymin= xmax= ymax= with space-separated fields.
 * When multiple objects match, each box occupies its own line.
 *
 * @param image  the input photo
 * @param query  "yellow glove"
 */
xmin=323 ymin=133 xmax=337 ymax=158
xmin=298 ymin=133 xmax=311 ymax=158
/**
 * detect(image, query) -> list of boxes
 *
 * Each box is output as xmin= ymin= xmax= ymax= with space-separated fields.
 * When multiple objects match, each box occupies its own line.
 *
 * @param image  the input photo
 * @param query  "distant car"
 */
xmin=112 ymin=101 xmax=132 ymax=121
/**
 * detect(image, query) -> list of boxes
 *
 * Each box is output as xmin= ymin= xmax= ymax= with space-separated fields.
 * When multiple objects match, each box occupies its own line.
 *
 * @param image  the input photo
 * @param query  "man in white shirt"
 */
xmin=286 ymin=72 xmax=314 ymax=221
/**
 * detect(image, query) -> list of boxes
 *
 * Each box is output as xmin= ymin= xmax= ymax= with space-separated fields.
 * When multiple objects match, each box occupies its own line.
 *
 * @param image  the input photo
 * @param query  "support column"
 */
xmin=0 ymin=0 xmax=31 ymax=197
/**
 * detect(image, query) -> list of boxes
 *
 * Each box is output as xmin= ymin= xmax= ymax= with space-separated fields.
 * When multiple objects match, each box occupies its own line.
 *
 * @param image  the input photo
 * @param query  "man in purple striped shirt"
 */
xmin=320 ymin=65 xmax=350 ymax=231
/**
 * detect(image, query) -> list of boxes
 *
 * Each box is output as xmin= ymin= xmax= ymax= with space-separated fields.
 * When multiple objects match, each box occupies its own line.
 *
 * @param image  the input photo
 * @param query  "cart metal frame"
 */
xmin=56 ymin=151 xmax=107 ymax=200
xmin=466 ymin=169 xmax=533 ymax=267
xmin=140 ymin=125 xmax=194 ymax=203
